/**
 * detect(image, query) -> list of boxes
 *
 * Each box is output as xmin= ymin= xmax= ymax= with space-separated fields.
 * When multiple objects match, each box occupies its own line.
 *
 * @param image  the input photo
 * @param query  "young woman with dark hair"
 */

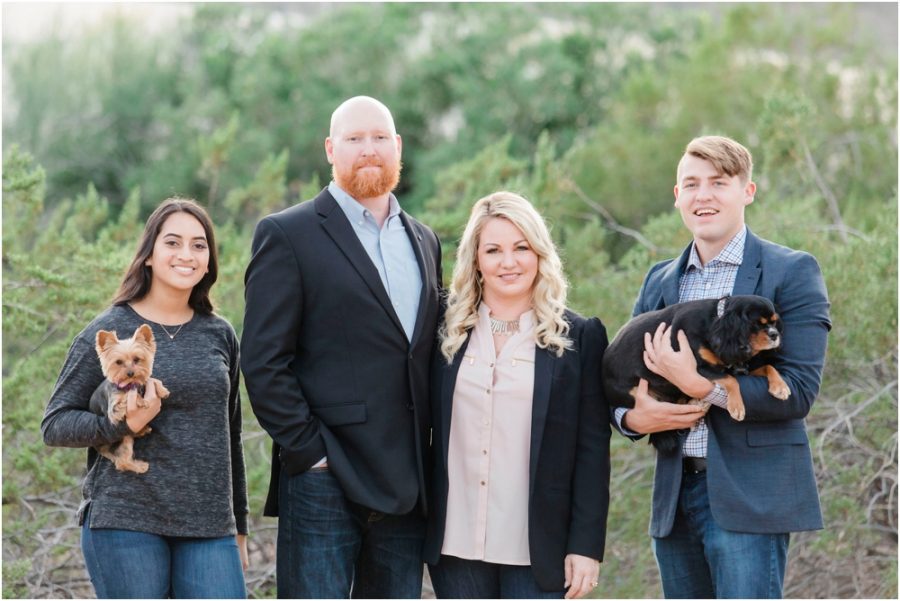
xmin=42 ymin=198 xmax=249 ymax=599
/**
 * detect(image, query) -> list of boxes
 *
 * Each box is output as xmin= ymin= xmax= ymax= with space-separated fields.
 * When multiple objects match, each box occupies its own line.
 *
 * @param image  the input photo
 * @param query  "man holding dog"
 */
xmin=615 ymin=136 xmax=831 ymax=598
xmin=241 ymin=96 xmax=442 ymax=598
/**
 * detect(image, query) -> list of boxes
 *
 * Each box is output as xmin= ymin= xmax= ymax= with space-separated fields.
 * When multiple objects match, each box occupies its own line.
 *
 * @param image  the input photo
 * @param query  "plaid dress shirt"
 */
xmin=676 ymin=226 xmax=746 ymax=457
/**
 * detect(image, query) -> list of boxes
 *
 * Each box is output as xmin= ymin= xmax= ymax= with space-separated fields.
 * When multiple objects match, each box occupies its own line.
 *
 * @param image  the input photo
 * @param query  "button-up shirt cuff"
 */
xmin=614 ymin=406 xmax=640 ymax=436
xmin=703 ymin=382 xmax=729 ymax=408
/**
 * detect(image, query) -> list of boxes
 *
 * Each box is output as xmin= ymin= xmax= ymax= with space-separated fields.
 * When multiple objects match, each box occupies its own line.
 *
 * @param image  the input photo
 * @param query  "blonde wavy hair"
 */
xmin=440 ymin=191 xmax=571 ymax=362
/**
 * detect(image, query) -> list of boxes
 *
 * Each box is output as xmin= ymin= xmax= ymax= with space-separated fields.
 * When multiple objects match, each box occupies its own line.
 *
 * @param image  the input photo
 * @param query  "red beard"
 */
xmin=333 ymin=157 xmax=402 ymax=201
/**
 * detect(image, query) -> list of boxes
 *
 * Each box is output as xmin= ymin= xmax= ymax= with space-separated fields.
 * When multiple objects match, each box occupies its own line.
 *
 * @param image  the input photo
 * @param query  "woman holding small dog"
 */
xmin=42 ymin=198 xmax=249 ymax=598
xmin=424 ymin=191 xmax=611 ymax=599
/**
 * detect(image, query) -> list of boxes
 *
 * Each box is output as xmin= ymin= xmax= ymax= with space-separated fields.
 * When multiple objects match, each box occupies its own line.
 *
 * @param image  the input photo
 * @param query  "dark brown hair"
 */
xmin=112 ymin=198 xmax=218 ymax=314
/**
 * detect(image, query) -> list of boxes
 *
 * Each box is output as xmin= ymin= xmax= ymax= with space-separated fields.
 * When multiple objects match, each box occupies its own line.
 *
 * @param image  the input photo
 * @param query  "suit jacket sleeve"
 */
xmin=739 ymin=252 xmax=831 ymax=421
xmin=566 ymin=317 xmax=611 ymax=560
xmin=241 ymin=216 xmax=326 ymax=469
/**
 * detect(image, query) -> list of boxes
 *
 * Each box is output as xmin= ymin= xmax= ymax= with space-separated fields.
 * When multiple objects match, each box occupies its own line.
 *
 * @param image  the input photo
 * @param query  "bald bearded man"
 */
xmin=242 ymin=96 xmax=443 ymax=598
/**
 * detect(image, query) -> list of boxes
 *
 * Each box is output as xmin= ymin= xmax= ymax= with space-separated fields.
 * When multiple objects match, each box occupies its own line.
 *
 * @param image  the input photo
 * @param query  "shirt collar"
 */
xmin=329 ymin=181 xmax=401 ymax=223
xmin=686 ymin=225 xmax=746 ymax=271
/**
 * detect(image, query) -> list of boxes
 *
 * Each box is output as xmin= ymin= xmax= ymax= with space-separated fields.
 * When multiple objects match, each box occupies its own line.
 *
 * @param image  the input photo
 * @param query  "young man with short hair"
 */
xmin=616 ymin=135 xmax=831 ymax=598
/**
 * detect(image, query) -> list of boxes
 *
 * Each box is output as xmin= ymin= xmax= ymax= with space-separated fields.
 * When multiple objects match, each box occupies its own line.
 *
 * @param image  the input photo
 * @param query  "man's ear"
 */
xmin=744 ymin=180 xmax=756 ymax=206
xmin=396 ymin=134 xmax=403 ymax=158
xmin=324 ymin=137 xmax=334 ymax=164
xmin=673 ymin=184 xmax=681 ymax=207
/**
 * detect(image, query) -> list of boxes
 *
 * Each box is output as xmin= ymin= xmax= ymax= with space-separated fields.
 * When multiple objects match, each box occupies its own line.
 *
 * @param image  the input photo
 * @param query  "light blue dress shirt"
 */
xmin=329 ymin=181 xmax=423 ymax=342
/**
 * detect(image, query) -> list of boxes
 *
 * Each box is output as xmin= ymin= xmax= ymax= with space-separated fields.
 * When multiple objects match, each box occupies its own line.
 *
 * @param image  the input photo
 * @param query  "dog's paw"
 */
xmin=119 ymin=460 xmax=149 ymax=474
xmin=135 ymin=395 xmax=150 ymax=409
xmin=727 ymin=401 xmax=746 ymax=421
xmin=769 ymin=382 xmax=791 ymax=400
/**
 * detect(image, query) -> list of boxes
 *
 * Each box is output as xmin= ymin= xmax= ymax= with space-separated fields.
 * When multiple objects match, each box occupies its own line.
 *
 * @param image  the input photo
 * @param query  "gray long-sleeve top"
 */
xmin=42 ymin=304 xmax=249 ymax=537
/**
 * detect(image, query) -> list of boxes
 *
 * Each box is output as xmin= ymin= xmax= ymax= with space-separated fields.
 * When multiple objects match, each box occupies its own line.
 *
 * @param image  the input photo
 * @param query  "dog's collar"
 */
xmin=717 ymin=297 xmax=728 ymax=317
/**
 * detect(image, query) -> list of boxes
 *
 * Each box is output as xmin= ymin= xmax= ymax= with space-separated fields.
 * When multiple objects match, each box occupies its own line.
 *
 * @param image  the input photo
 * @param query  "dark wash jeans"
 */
xmin=277 ymin=467 xmax=425 ymax=599
xmin=428 ymin=555 xmax=564 ymax=599
xmin=81 ymin=509 xmax=246 ymax=599
xmin=652 ymin=471 xmax=790 ymax=599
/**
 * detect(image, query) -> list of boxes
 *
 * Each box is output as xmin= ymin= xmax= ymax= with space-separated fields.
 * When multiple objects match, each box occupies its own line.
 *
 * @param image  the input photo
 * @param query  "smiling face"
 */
xmin=477 ymin=217 xmax=539 ymax=309
xmin=144 ymin=212 xmax=210 ymax=296
xmin=325 ymin=97 xmax=402 ymax=201
xmin=674 ymin=153 xmax=756 ymax=263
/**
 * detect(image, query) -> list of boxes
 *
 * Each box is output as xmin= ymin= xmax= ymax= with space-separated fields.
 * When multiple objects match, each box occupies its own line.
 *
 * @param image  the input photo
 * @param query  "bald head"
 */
xmin=329 ymin=96 xmax=397 ymax=138
xmin=325 ymin=96 xmax=402 ymax=202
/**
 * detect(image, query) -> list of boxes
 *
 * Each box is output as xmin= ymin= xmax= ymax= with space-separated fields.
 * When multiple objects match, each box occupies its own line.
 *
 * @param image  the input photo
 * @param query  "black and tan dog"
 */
xmin=603 ymin=295 xmax=790 ymax=454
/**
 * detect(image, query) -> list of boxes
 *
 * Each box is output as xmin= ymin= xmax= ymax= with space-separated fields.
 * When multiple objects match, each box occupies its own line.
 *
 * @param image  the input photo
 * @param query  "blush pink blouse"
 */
xmin=441 ymin=303 xmax=536 ymax=565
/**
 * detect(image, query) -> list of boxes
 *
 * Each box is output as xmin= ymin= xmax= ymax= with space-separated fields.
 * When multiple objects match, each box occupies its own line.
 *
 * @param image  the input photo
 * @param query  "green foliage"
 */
xmin=2 ymin=3 xmax=896 ymax=598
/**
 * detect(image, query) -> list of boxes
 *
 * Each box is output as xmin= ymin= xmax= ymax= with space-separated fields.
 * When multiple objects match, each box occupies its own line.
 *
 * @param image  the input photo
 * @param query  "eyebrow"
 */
xmin=682 ymin=173 xmax=726 ymax=182
xmin=482 ymin=239 xmax=529 ymax=247
xmin=162 ymin=232 xmax=207 ymax=241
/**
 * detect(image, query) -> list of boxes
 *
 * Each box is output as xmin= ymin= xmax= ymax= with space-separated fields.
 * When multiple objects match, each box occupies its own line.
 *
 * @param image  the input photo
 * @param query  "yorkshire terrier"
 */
xmin=89 ymin=324 xmax=169 ymax=473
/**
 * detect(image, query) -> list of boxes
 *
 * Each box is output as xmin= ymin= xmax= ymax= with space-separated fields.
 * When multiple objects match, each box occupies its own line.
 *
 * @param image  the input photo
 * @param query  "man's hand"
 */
xmin=643 ymin=323 xmax=714 ymax=399
xmin=622 ymin=379 xmax=706 ymax=434
xmin=564 ymin=553 xmax=600 ymax=599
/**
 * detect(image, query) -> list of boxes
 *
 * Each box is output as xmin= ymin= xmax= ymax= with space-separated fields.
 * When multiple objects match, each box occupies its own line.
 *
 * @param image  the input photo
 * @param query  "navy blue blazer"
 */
xmin=632 ymin=228 xmax=831 ymax=536
xmin=424 ymin=311 xmax=611 ymax=591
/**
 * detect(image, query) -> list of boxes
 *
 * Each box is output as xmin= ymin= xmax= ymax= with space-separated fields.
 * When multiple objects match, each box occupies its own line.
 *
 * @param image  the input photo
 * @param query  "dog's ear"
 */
xmin=134 ymin=323 xmax=156 ymax=354
xmin=96 ymin=330 xmax=119 ymax=354
xmin=710 ymin=303 xmax=753 ymax=365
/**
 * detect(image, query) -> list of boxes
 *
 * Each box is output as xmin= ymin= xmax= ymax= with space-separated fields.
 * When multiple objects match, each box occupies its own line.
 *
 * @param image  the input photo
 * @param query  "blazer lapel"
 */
xmin=400 ymin=212 xmax=434 ymax=346
xmin=316 ymin=191 xmax=406 ymax=337
xmin=660 ymin=243 xmax=692 ymax=308
xmin=732 ymin=228 xmax=762 ymax=295
xmin=528 ymin=346 xmax=556 ymax=498
xmin=441 ymin=335 xmax=471 ymax=464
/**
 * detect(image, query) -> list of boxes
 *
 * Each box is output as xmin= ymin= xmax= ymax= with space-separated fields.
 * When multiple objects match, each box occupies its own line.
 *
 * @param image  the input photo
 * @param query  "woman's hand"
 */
xmin=125 ymin=378 xmax=162 ymax=433
xmin=564 ymin=553 xmax=599 ymax=599
xmin=237 ymin=534 xmax=249 ymax=571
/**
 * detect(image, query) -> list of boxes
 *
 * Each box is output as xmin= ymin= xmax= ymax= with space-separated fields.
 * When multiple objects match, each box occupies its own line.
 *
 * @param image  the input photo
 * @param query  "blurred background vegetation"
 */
xmin=2 ymin=2 xmax=897 ymax=598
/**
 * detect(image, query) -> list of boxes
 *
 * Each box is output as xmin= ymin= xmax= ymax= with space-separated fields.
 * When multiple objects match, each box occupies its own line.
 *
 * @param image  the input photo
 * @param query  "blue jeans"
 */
xmin=428 ymin=555 xmax=564 ymax=599
xmin=81 ymin=513 xmax=246 ymax=598
xmin=652 ymin=471 xmax=790 ymax=599
xmin=277 ymin=467 xmax=425 ymax=598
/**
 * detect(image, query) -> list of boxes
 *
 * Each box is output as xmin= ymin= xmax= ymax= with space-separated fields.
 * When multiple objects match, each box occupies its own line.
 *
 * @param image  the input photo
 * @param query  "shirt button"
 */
xmin=483 ymin=419 xmax=489 ymax=425
xmin=482 ymin=450 xmax=488 ymax=455
xmin=480 ymin=481 xmax=486 ymax=486
xmin=485 ymin=388 xmax=490 ymax=394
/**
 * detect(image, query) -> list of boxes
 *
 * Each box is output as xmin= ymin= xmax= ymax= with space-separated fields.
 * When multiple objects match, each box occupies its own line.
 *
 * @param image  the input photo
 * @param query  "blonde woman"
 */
xmin=424 ymin=191 xmax=611 ymax=599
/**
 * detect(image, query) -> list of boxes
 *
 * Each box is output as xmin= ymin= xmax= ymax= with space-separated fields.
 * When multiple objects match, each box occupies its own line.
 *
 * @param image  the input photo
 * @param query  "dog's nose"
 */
xmin=127 ymin=370 xmax=134 ymax=377
xmin=768 ymin=329 xmax=780 ymax=341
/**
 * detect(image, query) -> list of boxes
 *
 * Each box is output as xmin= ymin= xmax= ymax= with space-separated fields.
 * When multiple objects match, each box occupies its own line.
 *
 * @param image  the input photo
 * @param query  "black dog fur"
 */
xmin=602 ymin=295 xmax=789 ymax=455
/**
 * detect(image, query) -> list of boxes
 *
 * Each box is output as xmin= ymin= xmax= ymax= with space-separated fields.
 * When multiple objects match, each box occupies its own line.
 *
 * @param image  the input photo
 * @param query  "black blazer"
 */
xmin=241 ymin=188 xmax=442 ymax=516
xmin=424 ymin=310 xmax=610 ymax=592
